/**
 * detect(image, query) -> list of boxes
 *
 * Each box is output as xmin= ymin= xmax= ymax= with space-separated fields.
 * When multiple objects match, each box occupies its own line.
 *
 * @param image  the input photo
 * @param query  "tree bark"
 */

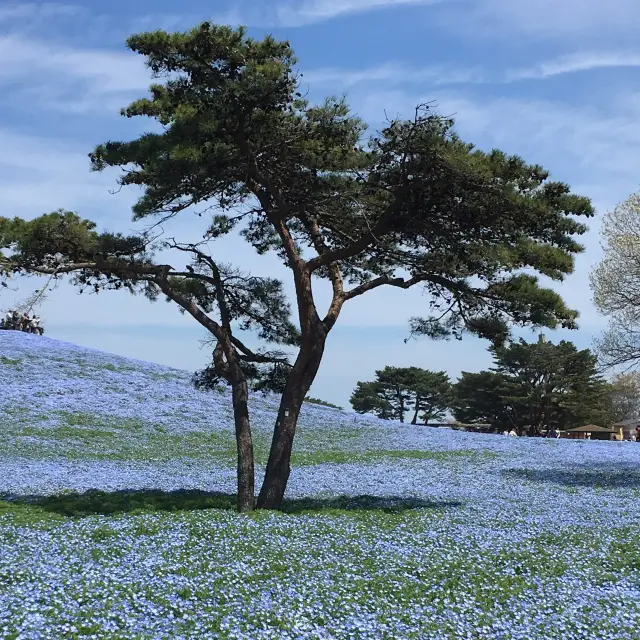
xmin=411 ymin=395 xmax=421 ymax=425
xmin=256 ymin=333 xmax=327 ymax=510
xmin=212 ymin=341 xmax=255 ymax=513
xmin=230 ymin=375 xmax=255 ymax=512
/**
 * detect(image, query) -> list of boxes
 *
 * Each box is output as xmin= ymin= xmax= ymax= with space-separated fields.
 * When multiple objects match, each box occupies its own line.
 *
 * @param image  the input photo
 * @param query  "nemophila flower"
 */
xmin=2 ymin=330 xmax=640 ymax=638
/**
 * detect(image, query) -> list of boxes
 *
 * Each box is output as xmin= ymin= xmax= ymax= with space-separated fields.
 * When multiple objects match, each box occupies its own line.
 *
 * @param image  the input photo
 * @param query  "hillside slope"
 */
xmin=0 ymin=328 xmax=638 ymax=505
xmin=2 ymin=330 xmax=640 ymax=639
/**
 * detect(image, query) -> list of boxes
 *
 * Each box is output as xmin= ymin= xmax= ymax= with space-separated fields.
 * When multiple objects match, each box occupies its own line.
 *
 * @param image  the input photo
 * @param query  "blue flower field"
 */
xmin=1 ymin=330 xmax=640 ymax=639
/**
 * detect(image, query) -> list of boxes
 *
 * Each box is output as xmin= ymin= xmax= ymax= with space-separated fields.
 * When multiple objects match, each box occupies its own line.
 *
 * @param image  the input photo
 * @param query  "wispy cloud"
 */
xmin=273 ymin=0 xmax=444 ymax=27
xmin=508 ymin=52 xmax=640 ymax=81
xmin=303 ymin=61 xmax=484 ymax=89
xmin=453 ymin=0 xmax=640 ymax=40
xmin=0 ymin=129 xmax=125 ymax=217
xmin=0 ymin=35 xmax=150 ymax=113
xmin=0 ymin=2 xmax=82 ymax=23
xmin=354 ymin=89 xmax=640 ymax=187
xmin=305 ymin=51 xmax=640 ymax=93
xmin=129 ymin=8 xmax=245 ymax=32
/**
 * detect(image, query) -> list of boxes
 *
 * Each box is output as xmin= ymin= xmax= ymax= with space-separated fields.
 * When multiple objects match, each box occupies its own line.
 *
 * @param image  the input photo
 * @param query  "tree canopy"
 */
xmin=451 ymin=336 xmax=608 ymax=435
xmin=0 ymin=22 xmax=594 ymax=510
xmin=603 ymin=372 xmax=640 ymax=423
xmin=591 ymin=192 xmax=640 ymax=369
xmin=350 ymin=366 xmax=450 ymax=424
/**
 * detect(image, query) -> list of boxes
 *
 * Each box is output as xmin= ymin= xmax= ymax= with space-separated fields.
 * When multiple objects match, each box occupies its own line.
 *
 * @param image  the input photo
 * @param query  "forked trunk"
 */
xmin=257 ymin=335 xmax=327 ymax=510
xmin=230 ymin=376 xmax=255 ymax=512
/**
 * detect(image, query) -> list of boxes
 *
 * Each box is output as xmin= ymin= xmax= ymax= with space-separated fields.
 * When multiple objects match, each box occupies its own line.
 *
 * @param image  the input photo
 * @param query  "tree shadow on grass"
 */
xmin=0 ymin=489 xmax=462 ymax=518
xmin=502 ymin=466 xmax=640 ymax=489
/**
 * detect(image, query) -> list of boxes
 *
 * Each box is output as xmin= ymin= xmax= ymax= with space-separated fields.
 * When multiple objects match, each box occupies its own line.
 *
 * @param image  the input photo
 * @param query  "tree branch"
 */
xmin=164 ymin=238 xmax=233 ymax=331
xmin=230 ymin=335 xmax=290 ymax=364
xmin=153 ymin=275 xmax=225 ymax=341
xmin=306 ymin=207 xmax=395 ymax=274
xmin=15 ymin=260 xmax=172 ymax=279
xmin=342 ymin=274 xmax=424 ymax=301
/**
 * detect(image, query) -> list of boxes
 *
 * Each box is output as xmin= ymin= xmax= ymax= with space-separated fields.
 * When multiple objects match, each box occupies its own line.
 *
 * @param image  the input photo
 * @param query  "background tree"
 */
xmin=2 ymin=22 xmax=593 ymax=510
xmin=350 ymin=366 xmax=451 ymax=424
xmin=350 ymin=380 xmax=396 ymax=420
xmin=404 ymin=367 xmax=451 ymax=424
xmin=602 ymin=372 xmax=640 ymax=422
xmin=591 ymin=192 xmax=640 ymax=368
xmin=450 ymin=370 xmax=512 ymax=430
xmin=350 ymin=366 xmax=415 ymax=422
xmin=452 ymin=336 xmax=608 ymax=435
xmin=375 ymin=366 xmax=414 ymax=423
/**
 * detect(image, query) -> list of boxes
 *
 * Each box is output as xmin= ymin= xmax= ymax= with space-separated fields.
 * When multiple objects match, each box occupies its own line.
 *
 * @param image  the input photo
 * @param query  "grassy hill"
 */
xmin=1 ymin=330 xmax=640 ymax=639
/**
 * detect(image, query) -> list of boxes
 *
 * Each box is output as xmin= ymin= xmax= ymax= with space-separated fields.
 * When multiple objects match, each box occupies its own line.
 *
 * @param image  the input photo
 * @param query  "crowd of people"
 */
xmin=0 ymin=310 xmax=44 ymax=335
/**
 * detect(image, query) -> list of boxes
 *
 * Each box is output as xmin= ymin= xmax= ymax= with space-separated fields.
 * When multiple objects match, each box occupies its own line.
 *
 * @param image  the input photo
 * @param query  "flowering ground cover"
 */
xmin=1 ymin=330 xmax=640 ymax=639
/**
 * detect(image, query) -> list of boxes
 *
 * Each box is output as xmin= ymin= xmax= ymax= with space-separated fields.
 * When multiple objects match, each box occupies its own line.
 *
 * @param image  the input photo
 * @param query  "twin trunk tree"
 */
xmin=350 ymin=366 xmax=451 ymax=424
xmin=1 ymin=22 xmax=594 ymax=511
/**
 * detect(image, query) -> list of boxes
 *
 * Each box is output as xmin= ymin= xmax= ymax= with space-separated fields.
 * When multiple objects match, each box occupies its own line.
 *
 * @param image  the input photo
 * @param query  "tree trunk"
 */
xmin=230 ymin=375 xmax=255 ymax=512
xmin=256 ymin=334 xmax=327 ymax=510
xmin=422 ymin=402 xmax=433 ymax=425
xmin=411 ymin=395 xmax=421 ymax=425
xmin=213 ymin=341 xmax=255 ymax=513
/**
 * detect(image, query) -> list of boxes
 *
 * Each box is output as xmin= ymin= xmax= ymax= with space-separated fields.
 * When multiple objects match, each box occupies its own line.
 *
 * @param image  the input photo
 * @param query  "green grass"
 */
xmin=291 ymin=448 xmax=497 ymax=465
xmin=0 ymin=409 xmax=498 ymax=468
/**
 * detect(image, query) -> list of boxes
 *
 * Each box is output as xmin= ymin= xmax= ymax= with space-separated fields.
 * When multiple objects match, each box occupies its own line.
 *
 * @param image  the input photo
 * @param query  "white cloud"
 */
xmin=509 ymin=51 xmax=640 ymax=80
xmin=0 ymin=34 xmax=150 ymax=113
xmin=454 ymin=0 xmax=640 ymax=40
xmin=273 ymin=0 xmax=444 ymax=26
xmin=0 ymin=2 xmax=82 ymax=23
xmin=303 ymin=62 xmax=484 ymax=89
xmin=351 ymin=89 xmax=640 ymax=187
xmin=305 ymin=52 xmax=640 ymax=93
xmin=0 ymin=130 xmax=120 ymax=216
xmin=126 ymin=7 xmax=246 ymax=33
xmin=244 ymin=0 xmax=640 ymax=34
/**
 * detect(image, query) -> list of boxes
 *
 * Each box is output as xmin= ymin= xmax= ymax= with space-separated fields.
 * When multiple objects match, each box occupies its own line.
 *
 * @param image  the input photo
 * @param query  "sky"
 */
xmin=1 ymin=0 xmax=640 ymax=409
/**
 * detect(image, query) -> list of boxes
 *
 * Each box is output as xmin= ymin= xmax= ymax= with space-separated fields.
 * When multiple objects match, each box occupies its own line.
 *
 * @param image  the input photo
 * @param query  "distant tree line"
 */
xmin=350 ymin=335 xmax=640 ymax=435
xmin=305 ymin=397 xmax=343 ymax=410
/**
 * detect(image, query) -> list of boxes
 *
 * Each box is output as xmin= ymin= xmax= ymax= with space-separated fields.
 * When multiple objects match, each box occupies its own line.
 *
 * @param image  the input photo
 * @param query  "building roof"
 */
xmin=567 ymin=424 xmax=615 ymax=433
xmin=613 ymin=418 xmax=640 ymax=427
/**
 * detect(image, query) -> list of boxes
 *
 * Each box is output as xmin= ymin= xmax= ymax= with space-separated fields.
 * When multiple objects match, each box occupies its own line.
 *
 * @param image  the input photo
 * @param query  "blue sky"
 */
xmin=2 ymin=0 xmax=640 ymax=408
